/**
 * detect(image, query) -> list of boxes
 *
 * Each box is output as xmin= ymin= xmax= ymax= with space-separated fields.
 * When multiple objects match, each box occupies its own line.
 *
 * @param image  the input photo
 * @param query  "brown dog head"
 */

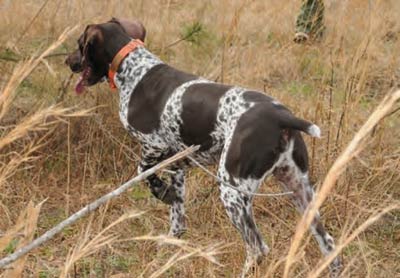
xmin=65 ymin=18 xmax=146 ymax=93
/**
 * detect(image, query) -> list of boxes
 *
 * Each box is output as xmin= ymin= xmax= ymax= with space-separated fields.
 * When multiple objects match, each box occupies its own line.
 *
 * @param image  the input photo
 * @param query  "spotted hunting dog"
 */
xmin=66 ymin=20 xmax=342 ymax=277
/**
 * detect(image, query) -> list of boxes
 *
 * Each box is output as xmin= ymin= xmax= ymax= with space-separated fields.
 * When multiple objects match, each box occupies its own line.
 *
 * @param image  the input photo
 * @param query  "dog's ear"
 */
xmin=110 ymin=18 xmax=146 ymax=42
xmin=82 ymin=25 xmax=104 ymax=61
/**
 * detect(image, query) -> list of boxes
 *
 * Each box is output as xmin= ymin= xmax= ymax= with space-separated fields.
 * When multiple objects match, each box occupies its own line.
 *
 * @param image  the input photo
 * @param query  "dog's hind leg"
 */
xmin=219 ymin=185 xmax=269 ymax=277
xmin=217 ymin=155 xmax=270 ymax=277
xmin=273 ymin=134 xmax=342 ymax=277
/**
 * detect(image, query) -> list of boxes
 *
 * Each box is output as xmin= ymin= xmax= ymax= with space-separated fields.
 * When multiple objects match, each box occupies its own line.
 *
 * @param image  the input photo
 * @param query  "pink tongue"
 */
xmin=75 ymin=74 xmax=85 ymax=94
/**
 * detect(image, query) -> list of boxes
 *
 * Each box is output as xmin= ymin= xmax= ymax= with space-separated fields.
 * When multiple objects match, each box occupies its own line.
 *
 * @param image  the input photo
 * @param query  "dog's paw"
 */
xmin=151 ymin=186 xmax=180 ymax=205
xmin=329 ymin=256 xmax=343 ymax=278
xmin=168 ymin=227 xmax=187 ymax=238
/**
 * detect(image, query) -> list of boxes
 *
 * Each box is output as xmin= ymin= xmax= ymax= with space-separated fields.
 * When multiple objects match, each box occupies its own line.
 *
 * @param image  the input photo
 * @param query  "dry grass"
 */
xmin=0 ymin=0 xmax=399 ymax=277
xmin=284 ymin=89 xmax=400 ymax=278
xmin=2 ymin=200 xmax=44 ymax=278
xmin=59 ymin=211 xmax=144 ymax=278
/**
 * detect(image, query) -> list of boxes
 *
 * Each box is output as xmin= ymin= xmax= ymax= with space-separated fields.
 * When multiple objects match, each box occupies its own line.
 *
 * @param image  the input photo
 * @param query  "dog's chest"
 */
xmin=115 ymin=47 xmax=162 ymax=135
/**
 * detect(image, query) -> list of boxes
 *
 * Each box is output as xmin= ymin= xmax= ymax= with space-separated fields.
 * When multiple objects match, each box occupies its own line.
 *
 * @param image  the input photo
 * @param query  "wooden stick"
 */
xmin=0 ymin=145 xmax=199 ymax=268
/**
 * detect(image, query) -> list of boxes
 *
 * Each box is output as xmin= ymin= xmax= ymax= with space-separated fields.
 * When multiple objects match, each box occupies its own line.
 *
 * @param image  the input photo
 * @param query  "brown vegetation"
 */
xmin=0 ymin=0 xmax=399 ymax=277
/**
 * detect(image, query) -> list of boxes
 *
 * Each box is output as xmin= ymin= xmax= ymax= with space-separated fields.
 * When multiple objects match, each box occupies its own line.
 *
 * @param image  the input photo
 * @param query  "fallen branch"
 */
xmin=0 ymin=145 xmax=199 ymax=268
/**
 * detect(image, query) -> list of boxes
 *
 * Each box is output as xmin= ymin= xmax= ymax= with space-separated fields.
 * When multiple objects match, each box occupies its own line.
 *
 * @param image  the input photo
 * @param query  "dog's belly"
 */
xmin=135 ymin=125 xmax=223 ymax=164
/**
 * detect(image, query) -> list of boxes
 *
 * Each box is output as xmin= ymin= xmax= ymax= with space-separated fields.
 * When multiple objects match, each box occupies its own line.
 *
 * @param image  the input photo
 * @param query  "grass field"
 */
xmin=1 ymin=0 xmax=399 ymax=277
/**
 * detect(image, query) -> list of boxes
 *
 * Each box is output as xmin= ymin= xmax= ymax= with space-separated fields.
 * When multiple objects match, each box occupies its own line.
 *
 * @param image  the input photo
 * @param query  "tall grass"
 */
xmin=1 ymin=0 xmax=399 ymax=277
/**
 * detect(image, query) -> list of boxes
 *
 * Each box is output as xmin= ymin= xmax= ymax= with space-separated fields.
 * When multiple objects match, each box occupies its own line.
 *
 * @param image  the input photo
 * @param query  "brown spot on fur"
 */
xmin=180 ymin=83 xmax=231 ymax=151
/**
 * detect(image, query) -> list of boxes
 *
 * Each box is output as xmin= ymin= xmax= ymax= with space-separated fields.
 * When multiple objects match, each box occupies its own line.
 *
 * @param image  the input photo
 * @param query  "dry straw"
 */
xmin=2 ymin=201 xmax=44 ymax=278
xmin=0 ymin=26 xmax=78 ymax=120
xmin=283 ymin=89 xmax=400 ymax=278
xmin=0 ymin=106 xmax=91 ymax=151
xmin=126 ymin=234 xmax=225 ymax=278
xmin=307 ymin=203 xmax=400 ymax=278
xmin=59 ymin=211 xmax=145 ymax=278
xmin=1 ymin=2 xmax=399 ymax=276
xmin=0 ymin=145 xmax=199 ymax=269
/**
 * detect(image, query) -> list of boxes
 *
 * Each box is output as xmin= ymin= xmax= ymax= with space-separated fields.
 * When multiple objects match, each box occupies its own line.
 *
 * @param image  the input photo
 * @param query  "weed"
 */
xmin=4 ymin=238 xmax=18 ymax=254
xmin=181 ymin=21 xmax=206 ymax=46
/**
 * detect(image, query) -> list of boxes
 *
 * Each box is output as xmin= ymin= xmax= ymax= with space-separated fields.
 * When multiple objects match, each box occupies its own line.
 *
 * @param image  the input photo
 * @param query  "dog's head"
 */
xmin=65 ymin=18 xmax=146 ymax=93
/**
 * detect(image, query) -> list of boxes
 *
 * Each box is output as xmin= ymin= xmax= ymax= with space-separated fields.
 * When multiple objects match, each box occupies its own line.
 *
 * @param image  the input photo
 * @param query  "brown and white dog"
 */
xmin=66 ymin=19 xmax=342 ymax=277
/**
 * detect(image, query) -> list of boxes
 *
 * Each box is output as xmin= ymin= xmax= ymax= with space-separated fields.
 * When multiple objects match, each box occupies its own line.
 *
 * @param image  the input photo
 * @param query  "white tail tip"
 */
xmin=308 ymin=124 xmax=321 ymax=138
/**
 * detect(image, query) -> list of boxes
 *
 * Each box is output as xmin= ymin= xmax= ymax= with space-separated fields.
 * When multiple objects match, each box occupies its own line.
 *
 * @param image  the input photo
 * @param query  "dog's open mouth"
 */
xmin=75 ymin=67 xmax=91 ymax=94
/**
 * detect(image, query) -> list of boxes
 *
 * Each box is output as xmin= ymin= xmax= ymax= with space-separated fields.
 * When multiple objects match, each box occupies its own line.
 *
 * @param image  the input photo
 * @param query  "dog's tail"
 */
xmin=278 ymin=113 xmax=321 ymax=138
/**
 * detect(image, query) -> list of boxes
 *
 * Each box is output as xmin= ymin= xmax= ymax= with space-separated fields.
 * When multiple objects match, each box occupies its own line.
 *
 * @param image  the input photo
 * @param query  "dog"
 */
xmin=66 ymin=20 xmax=342 ymax=277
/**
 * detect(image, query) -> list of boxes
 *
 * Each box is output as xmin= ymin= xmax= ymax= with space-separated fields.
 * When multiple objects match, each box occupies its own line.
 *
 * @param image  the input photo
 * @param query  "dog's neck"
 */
xmin=108 ymin=40 xmax=144 ymax=89
xmin=114 ymin=46 xmax=163 ymax=130
xmin=114 ymin=46 xmax=162 ymax=92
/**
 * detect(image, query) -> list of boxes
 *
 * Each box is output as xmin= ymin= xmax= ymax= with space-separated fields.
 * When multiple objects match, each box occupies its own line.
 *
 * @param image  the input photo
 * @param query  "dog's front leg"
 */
xmin=138 ymin=145 xmax=177 ymax=205
xmin=138 ymin=145 xmax=186 ymax=237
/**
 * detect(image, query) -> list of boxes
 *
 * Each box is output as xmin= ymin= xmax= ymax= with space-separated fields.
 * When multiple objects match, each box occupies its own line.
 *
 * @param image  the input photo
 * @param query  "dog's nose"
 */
xmin=65 ymin=56 xmax=82 ymax=73
xmin=70 ymin=63 xmax=82 ymax=73
xmin=65 ymin=56 xmax=71 ymax=66
xmin=65 ymin=50 xmax=83 ymax=73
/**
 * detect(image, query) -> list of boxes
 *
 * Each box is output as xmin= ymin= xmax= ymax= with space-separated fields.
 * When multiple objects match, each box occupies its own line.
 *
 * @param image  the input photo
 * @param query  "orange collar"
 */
xmin=108 ymin=39 xmax=144 ymax=90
